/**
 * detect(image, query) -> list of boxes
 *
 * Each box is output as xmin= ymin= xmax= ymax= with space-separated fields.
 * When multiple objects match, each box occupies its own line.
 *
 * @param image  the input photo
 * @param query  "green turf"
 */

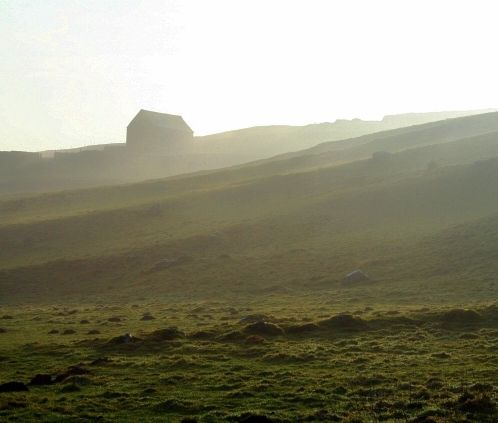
xmin=1 ymin=115 xmax=498 ymax=421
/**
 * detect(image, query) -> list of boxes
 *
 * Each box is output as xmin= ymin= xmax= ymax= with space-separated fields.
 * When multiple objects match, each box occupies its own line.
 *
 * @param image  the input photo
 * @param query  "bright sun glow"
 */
xmin=0 ymin=0 xmax=496 ymax=151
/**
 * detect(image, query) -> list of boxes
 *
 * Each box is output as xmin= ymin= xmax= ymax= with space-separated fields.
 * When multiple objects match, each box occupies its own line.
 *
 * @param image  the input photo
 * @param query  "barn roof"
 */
xmin=129 ymin=110 xmax=193 ymax=133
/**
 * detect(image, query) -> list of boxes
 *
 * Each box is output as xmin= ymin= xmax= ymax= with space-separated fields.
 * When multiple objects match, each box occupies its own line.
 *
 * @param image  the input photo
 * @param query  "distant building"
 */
xmin=126 ymin=109 xmax=194 ymax=154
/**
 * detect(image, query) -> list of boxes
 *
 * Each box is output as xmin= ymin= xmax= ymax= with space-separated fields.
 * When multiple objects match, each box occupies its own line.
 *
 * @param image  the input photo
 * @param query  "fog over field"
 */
xmin=2 ymin=2 xmax=498 ymax=423
xmin=1 ymin=1 xmax=497 ymax=151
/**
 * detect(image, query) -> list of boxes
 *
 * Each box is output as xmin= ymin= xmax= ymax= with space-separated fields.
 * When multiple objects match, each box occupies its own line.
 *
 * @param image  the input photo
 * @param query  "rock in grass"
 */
xmin=87 ymin=329 xmax=101 ymax=335
xmin=0 ymin=382 xmax=29 ymax=392
xmin=0 ymin=328 xmax=5 ymax=333
xmin=29 ymin=374 xmax=53 ymax=385
xmin=141 ymin=315 xmax=155 ymax=321
xmin=111 ymin=333 xmax=134 ymax=344
xmin=80 ymin=320 xmax=90 ymax=324
xmin=62 ymin=329 xmax=76 ymax=335
xmin=1 ymin=315 xmax=13 ymax=319
xmin=48 ymin=329 xmax=59 ymax=334
xmin=108 ymin=317 xmax=121 ymax=322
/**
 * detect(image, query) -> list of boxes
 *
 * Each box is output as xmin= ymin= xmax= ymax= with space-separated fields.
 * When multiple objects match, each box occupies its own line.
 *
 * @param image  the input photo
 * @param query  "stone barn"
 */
xmin=126 ymin=110 xmax=194 ymax=154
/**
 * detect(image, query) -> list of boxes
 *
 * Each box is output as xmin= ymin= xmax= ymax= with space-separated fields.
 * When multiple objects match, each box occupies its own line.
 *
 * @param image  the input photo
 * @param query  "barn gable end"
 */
xmin=126 ymin=110 xmax=194 ymax=154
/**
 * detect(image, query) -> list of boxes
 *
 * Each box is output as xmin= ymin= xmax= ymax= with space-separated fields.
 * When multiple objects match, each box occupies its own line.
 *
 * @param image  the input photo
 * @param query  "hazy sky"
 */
xmin=1 ymin=1 xmax=497 ymax=151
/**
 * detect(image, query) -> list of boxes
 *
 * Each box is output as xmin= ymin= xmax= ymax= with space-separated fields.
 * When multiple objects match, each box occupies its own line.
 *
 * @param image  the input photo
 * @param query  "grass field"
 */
xmin=1 ymin=113 xmax=498 ymax=422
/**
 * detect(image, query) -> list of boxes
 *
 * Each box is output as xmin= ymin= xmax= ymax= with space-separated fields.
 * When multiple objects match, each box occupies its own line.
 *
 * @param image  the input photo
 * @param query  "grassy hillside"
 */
xmin=1 ymin=140 xmax=497 ymax=299
xmin=1 ymin=109 xmax=495 ymax=197
xmin=1 ymin=113 xmax=498 ymax=422
xmin=194 ymin=109 xmax=497 ymax=158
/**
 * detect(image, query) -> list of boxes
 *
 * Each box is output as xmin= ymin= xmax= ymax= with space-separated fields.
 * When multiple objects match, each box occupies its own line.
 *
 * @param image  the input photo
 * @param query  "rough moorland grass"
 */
xmin=2 ymin=135 xmax=498 ymax=421
xmin=2 ymin=302 xmax=498 ymax=421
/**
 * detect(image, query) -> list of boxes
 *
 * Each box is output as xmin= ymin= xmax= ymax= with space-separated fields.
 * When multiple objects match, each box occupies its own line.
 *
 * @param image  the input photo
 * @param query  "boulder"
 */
xmin=341 ymin=269 xmax=369 ymax=285
xmin=107 ymin=333 xmax=134 ymax=345
xmin=118 ymin=333 xmax=133 ymax=344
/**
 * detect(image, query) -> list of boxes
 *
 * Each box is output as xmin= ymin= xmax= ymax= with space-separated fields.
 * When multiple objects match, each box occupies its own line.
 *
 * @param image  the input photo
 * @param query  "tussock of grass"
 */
xmin=242 ymin=321 xmax=284 ymax=336
xmin=441 ymin=309 xmax=481 ymax=322
xmin=319 ymin=314 xmax=367 ymax=330
xmin=146 ymin=327 xmax=186 ymax=342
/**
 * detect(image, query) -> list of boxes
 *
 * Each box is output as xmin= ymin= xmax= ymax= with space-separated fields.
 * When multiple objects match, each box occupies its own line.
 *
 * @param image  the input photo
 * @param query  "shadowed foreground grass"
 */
xmin=2 ymin=301 xmax=498 ymax=422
